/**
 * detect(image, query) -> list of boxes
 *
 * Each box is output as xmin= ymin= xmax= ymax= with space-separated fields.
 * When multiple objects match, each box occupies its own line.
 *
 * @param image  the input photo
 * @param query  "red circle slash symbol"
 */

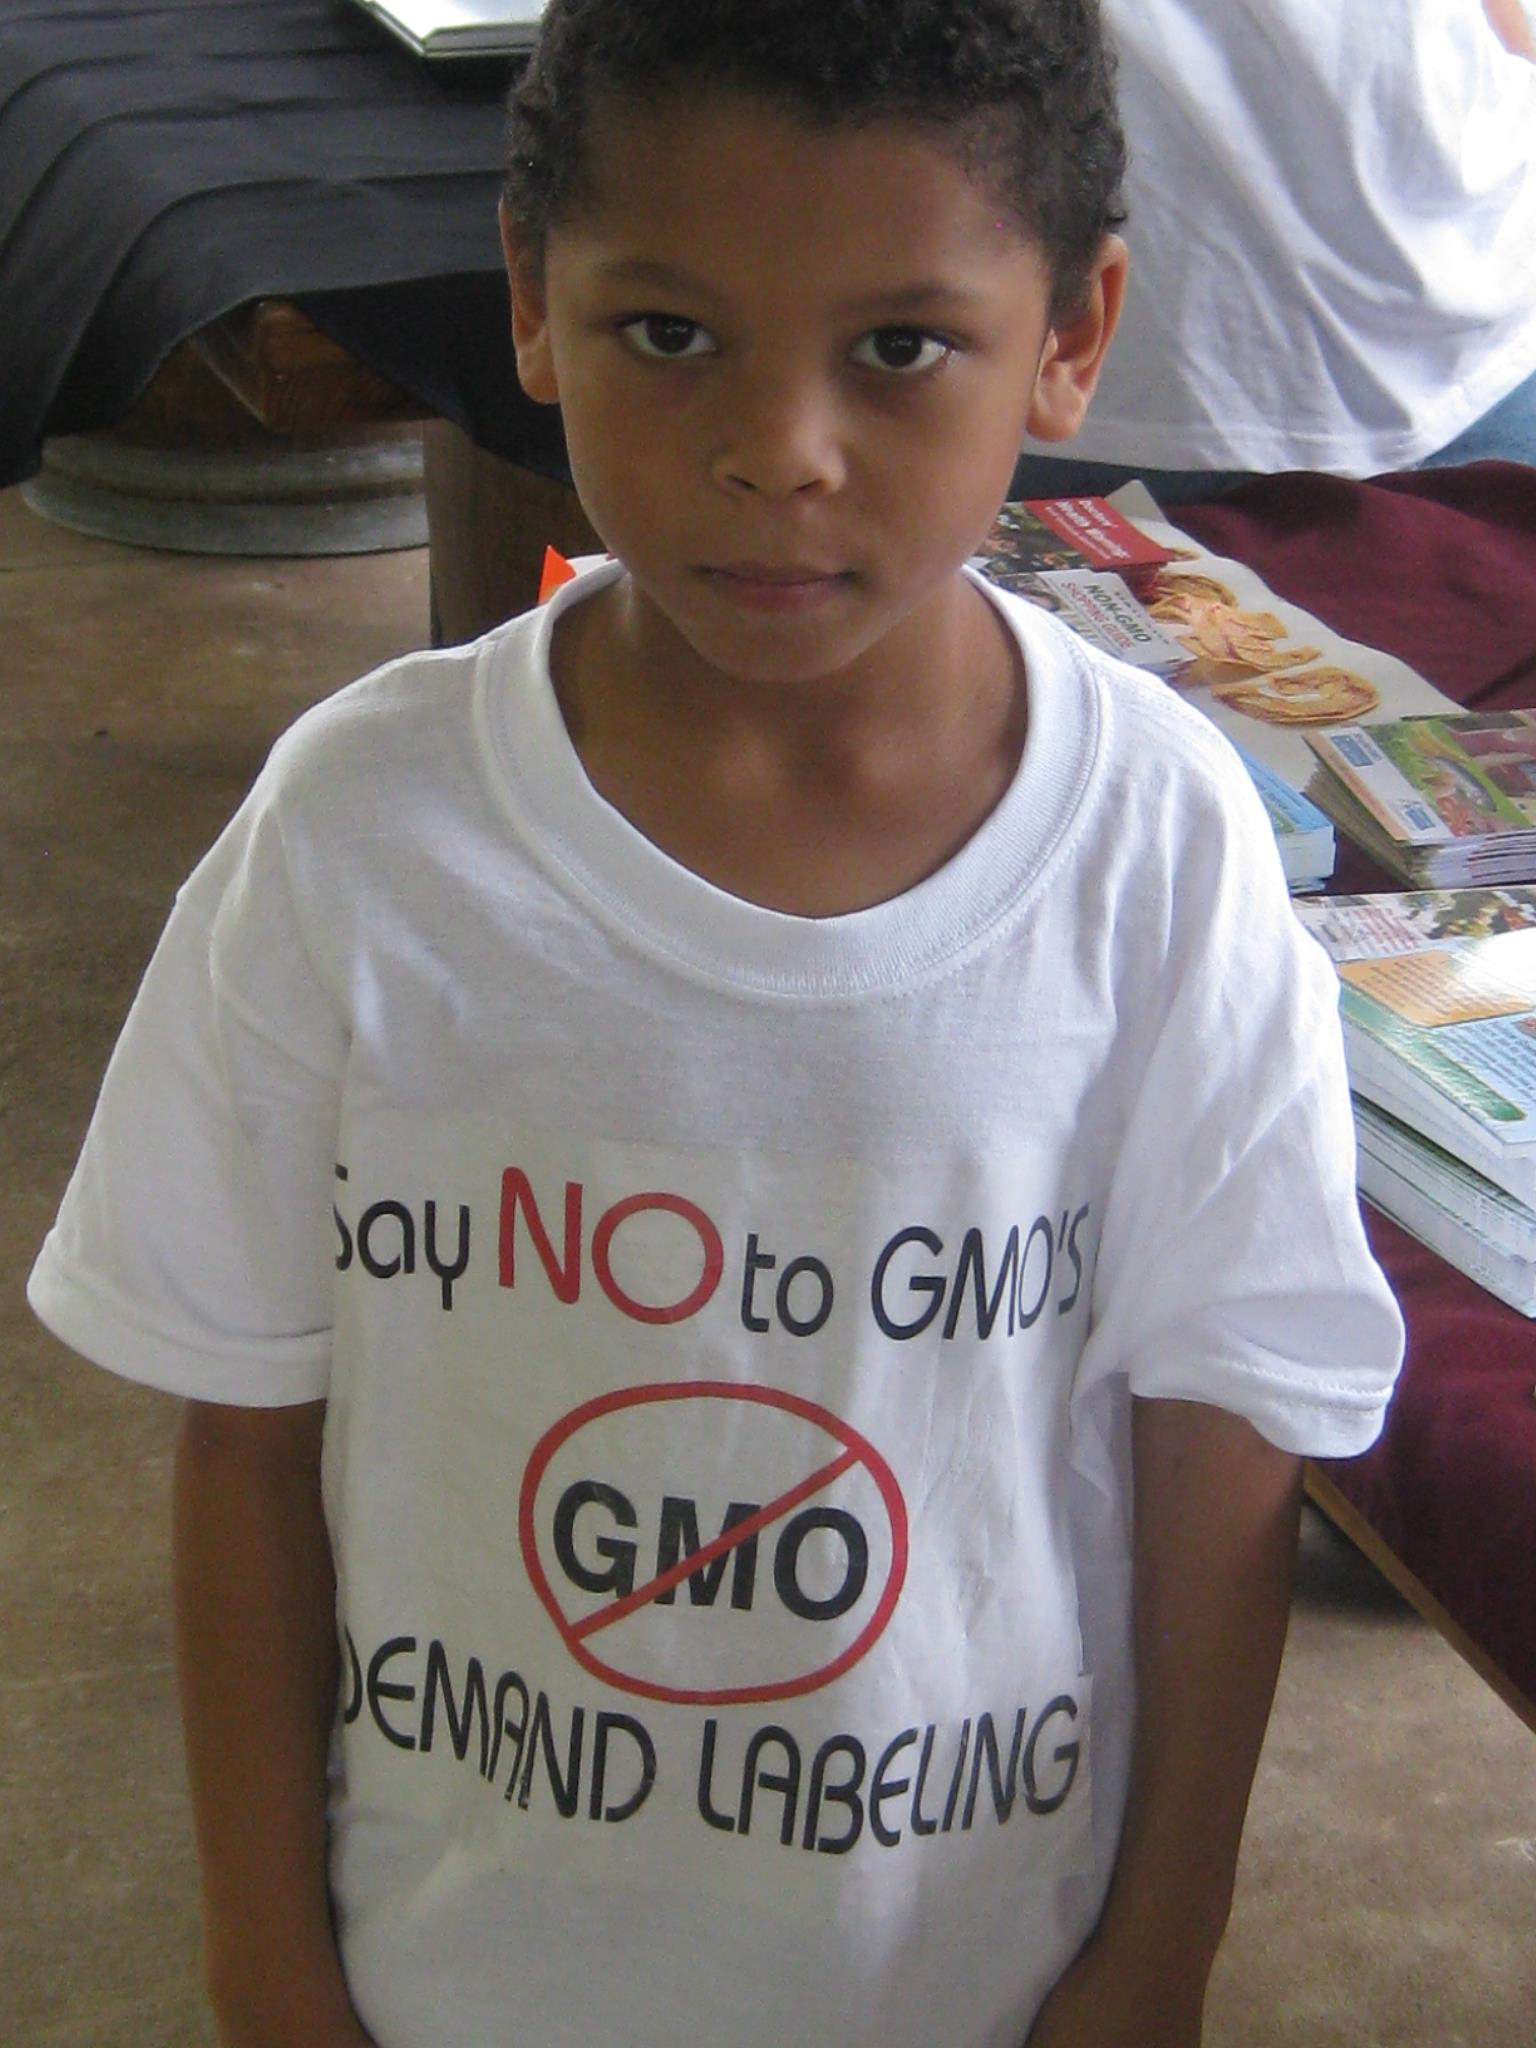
xmin=518 ymin=1382 xmax=908 ymax=1706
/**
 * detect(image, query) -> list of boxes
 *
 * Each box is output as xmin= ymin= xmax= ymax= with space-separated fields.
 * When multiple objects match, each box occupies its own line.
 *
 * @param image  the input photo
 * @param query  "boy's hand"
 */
xmin=175 ymin=1400 xmax=372 ymax=2048
xmin=1024 ymin=1934 xmax=1204 ymax=2047
xmin=215 ymin=1997 xmax=377 ymax=2048
xmin=1024 ymin=1395 xmax=1304 ymax=2048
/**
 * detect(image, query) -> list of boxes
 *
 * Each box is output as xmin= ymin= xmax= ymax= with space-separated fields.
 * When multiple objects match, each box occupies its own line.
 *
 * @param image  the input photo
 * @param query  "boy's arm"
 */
xmin=1027 ymin=1395 xmax=1304 ymax=2048
xmin=174 ymin=1398 xmax=375 ymax=2048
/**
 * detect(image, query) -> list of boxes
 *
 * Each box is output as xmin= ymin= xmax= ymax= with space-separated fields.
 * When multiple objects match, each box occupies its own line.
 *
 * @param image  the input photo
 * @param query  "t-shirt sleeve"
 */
xmin=27 ymin=773 xmax=348 ymax=1406
xmin=1075 ymin=744 xmax=1405 ymax=1460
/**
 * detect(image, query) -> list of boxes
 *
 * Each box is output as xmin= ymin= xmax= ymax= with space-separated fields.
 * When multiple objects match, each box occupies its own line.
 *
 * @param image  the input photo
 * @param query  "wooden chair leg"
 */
xmin=423 ymin=419 xmax=600 ymax=645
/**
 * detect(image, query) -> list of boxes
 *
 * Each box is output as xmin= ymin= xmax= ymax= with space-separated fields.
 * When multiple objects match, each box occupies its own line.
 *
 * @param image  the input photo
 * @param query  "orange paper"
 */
xmin=538 ymin=546 xmax=577 ymax=604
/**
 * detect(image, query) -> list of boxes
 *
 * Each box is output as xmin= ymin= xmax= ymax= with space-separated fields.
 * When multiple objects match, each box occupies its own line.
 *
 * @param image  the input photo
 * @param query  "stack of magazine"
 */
xmin=1305 ymin=711 xmax=1536 ymax=887
xmin=1295 ymin=887 xmax=1536 ymax=1315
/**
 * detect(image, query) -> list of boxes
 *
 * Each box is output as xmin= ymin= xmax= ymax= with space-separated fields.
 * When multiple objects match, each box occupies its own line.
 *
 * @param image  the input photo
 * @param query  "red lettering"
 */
xmin=498 ymin=1174 xmax=723 ymax=1325
xmin=591 ymin=1192 xmax=724 ymax=1326
xmin=499 ymin=1169 xmax=583 ymax=1302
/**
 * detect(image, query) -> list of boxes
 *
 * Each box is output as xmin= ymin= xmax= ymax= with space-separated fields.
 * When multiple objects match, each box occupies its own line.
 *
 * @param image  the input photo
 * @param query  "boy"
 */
xmin=28 ymin=3 xmax=1403 ymax=2044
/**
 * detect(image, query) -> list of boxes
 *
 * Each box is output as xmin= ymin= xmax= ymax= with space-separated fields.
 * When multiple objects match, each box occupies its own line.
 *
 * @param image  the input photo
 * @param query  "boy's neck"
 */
xmin=549 ymin=568 xmax=1027 ymax=919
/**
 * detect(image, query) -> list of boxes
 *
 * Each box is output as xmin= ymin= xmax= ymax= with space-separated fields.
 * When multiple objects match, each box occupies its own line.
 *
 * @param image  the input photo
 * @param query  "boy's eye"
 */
xmin=850 ymin=327 xmax=953 ymax=374
xmin=619 ymin=314 xmax=717 ymax=360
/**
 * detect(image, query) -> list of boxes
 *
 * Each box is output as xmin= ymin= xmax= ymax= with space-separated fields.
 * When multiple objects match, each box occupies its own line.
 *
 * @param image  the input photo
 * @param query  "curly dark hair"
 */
xmin=506 ymin=0 xmax=1126 ymax=317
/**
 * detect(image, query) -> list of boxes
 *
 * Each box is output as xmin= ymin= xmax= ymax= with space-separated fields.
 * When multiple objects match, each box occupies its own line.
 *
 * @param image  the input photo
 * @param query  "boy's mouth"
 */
xmin=698 ymin=562 xmax=854 ymax=611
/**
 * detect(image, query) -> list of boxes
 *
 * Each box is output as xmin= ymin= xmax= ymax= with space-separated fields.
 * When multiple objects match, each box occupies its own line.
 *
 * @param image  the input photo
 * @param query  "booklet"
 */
xmin=1295 ymin=887 xmax=1536 ymax=1206
xmin=1305 ymin=712 xmax=1536 ymax=888
xmin=977 ymin=496 xmax=1174 ymax=582
xmin=350 ymin=0 xmax=545 ymax=60
xmin=982 ymin=567 xmax=1190 ymax=673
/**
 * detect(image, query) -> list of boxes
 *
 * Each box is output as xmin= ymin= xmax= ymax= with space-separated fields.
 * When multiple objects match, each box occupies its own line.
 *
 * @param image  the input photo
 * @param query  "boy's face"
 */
xmin=505 ymin=92 xmax=1123 ymax=689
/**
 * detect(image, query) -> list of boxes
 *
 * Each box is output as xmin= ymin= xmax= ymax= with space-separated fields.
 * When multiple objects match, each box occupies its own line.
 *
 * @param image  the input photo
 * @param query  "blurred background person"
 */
xmin=1013 ymin=0 xmax=1536 ymax=503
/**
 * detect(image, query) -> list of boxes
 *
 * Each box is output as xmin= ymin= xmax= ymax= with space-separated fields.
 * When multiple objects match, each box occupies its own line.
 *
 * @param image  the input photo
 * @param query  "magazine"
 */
xmin=1305 ymin=712 xmax=1536 ymax=887
xmin=1295 ymin=887 xmax=1536 ymax=1206
xmin=1101 ymin=483 xmax=1462 ymax=790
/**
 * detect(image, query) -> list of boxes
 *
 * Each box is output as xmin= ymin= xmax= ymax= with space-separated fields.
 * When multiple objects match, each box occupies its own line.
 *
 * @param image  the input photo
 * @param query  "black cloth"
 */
xmin=0 ymin=0 xmax=567 ymax=486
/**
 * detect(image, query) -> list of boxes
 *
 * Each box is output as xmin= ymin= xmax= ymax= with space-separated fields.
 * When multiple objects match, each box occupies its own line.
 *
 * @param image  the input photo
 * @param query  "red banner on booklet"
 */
xmin=1020 ymin=497 xmax=1176 ymax=574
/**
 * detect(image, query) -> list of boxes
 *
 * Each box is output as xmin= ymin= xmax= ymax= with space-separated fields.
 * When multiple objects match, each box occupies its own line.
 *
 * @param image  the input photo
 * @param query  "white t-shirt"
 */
xmin=1063 ymin=0 xmax=1536 ymax=475
xmin=30 ymin=564 xmax=1403 ymax=2048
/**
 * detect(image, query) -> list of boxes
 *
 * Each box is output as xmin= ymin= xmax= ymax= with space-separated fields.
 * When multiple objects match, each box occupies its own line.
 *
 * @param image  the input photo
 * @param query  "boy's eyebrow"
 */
xmin=838 ymin=281 xmax=992 ymax=317
xmin=589 ymin=259 xmax=992 ymax=319
xmin=591 ymin=258 xmax=721 ymax=297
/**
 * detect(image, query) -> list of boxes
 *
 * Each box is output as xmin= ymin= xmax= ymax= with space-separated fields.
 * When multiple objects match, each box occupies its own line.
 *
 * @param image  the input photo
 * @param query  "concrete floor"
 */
xmin=3 ymin=487 xmax=1534 ymax=2044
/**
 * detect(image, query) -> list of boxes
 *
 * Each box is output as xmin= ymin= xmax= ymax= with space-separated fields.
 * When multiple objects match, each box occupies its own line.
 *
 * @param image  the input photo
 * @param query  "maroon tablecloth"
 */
xmin=1180 ymin=464 xmax=1536 ymax=1713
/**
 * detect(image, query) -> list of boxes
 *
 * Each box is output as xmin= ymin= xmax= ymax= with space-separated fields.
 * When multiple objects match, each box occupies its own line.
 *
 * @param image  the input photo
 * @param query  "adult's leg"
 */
xmin=1416 ymin=366 xmax=1536 ymax=471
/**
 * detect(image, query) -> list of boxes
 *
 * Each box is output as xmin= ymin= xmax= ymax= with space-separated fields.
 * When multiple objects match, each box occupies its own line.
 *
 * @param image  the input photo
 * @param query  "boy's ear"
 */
xmin=500 ymin=198 xmax=560 ymax=405
xmin=1024 ymin=235 xmax=1128 ymax=444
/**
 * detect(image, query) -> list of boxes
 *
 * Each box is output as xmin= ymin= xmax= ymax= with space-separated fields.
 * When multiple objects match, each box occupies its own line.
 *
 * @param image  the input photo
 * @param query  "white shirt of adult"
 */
xmin=1062 ymin=0 xmax=1536 ymax=475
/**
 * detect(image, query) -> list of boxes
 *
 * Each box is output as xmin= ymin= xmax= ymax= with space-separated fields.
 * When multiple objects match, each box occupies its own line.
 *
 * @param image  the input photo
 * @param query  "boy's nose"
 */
xmin=709 ymin=374 xmax=847 ymax=500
